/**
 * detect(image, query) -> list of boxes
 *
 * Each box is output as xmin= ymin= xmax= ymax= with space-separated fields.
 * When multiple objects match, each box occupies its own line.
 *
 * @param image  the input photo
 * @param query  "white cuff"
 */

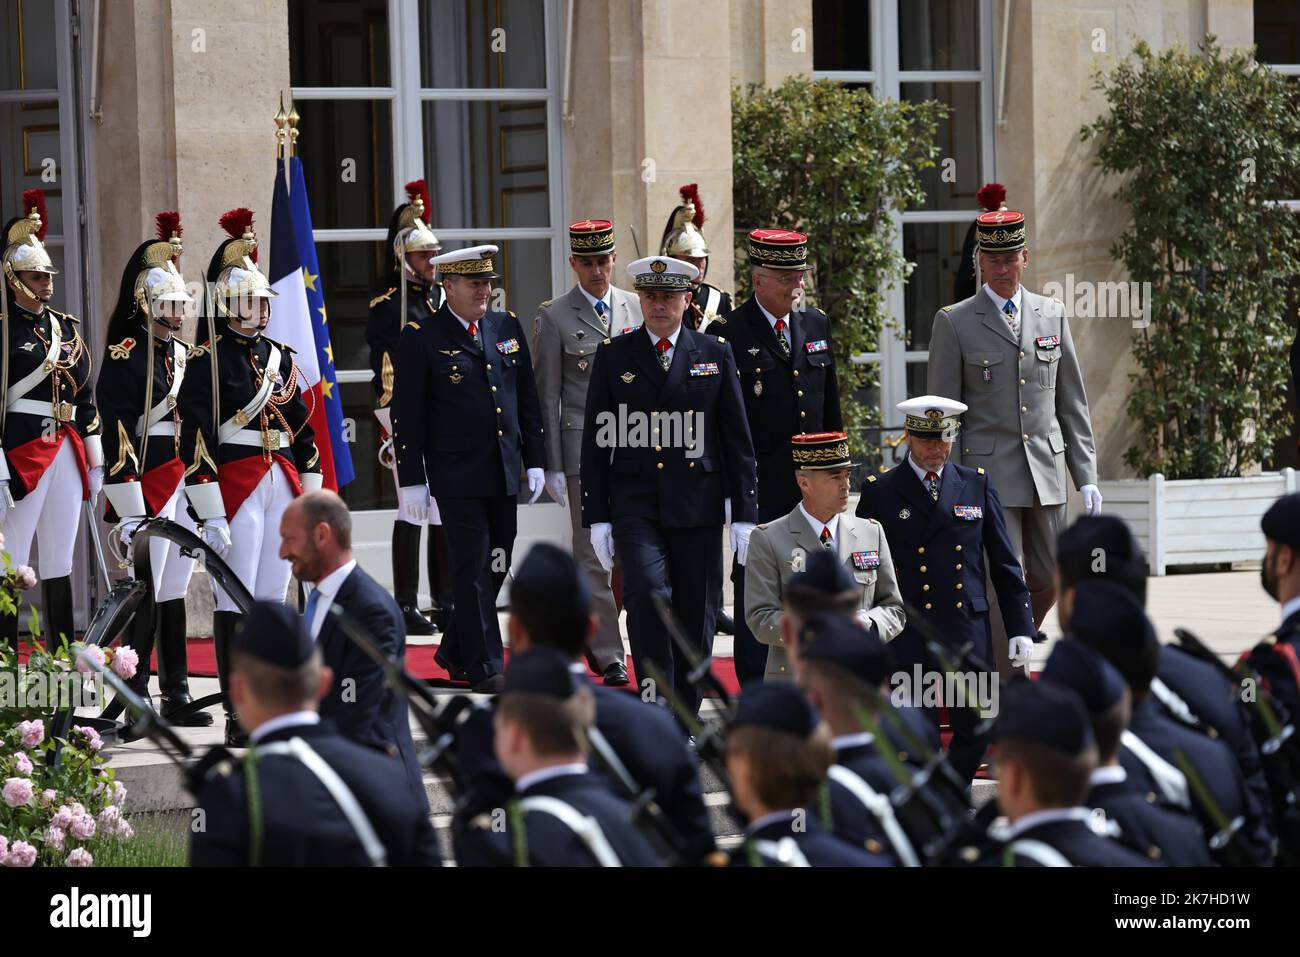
xmin=373 ymin=407 xmax=392 ymax=433
xmin=83 ymin=433 xmax=104 ymax=470
xmin=300 ymin=472 xmax=324 ymax=494
xmin=185 ymin=481 xmax=227 ymax=521
xmin=104 ymin=481 xmax=146 ymax=518
xmin=0 ymin=453 xmax=10 ymax=483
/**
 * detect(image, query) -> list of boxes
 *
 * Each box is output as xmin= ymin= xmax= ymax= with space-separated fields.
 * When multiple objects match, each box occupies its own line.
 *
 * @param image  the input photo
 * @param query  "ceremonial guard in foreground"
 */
xmin=392 ymin=245 xmax=546 ymax=694
xmin=856 ymin=396 xmax=1035 ymax=783
xmin=659 ymin=184 xmax=731 ymax=334
xmin=725 ymin=230 xmax=843 ymax=686
xmin=190 ymin=602 xmax=441 ymax=867
xmin=532 ymin=220 xmax=642 ymax=685
xmin=580 ymin=255 xmax=757 ymax=714
xmin=181 ymin=208 xmax=323 ymax=745
xmin=365 ymin=180 xmax=452 ymax=636
xmin=926 ymin=206 xmax=1099 ymax=672
xmin=97 ymin=211 xmax=209 ymax=726
xmin=1247 ymin=492 xmax=1300 ymax=724
xmin=0 ymin=189 xmax=103 ymax=652
xmin=745 ymin=432 xmax=903 ymax=681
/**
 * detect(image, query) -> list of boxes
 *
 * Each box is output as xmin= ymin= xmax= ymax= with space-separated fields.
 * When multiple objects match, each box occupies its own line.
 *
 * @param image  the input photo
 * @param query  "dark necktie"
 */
xmin=925 ymin=471 xmax=939 ymax=501
xmin=656 ymin=337 xmax=672 ymax=371
xmin=594 ymin=299 xmax=608 ymax=327
xmin=774 ymin=318 xmax=791 ymax=357
xmin=820 ymin=526 xmax=833 ymax=550
xmin=1002 ymin=299 xmax=1019 ymax=339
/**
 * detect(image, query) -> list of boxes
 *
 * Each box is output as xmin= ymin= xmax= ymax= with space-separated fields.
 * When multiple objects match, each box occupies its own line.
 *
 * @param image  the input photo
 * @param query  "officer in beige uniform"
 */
xmin=532 ymin=220 xmax=642 ymax=685
xmin=926 ymin=208 xmax=1099 ymax=674
xmin=745 ymin=433 xmax=905 ymax=681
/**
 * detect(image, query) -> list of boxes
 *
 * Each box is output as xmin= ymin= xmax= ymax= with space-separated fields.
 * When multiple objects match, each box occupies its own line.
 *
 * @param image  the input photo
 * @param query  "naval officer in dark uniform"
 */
xmin=391 ymin=244 xmax=546 ymax=694
xmin=725 ymin=229 xmax=843 ymax=687
xmin=856 ymin=395 xmax=1036 ymax=783
xmin=580 ymin=255 xmax=758 ymax=715
xmin=189 ymin=602 xmax=441 ymax=867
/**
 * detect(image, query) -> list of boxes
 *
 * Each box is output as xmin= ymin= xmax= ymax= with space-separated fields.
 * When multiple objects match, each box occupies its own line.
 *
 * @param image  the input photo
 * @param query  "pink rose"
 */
xmin=5 ymin=840 xmax=36 ymax=867
xmin=110 ymin=645 xmax=139 ymax=680
xmin=112 ymin=781 xmax=127 ymax=806
xmin=52 ymin=805 xmax=74 ymax=829
xmin=116 ymin=819 xmax=134 ymax=840
xmin=44 ymin=825 xmax=65 ymax=852
xmin=40 ymin=789 xmax=57 ymax=807
xmin=14 ymin=565 xmax=36 ymax=591
xmin=65 ymin=847 xmax=92 ymax=867
xmin=0 ymin=835 xmax=8 ymax=858
xmin=97 ymin=805 xmax=121 ymax=832
xmin=2 ymin=777 xmax=33 ymax=808
xmin=69 ymin=813 xmax=95 ymax=841
xmin=18 ymin=720 xmax=43 ymax=749
xmin=71 ymin=725 xmax=103 ymax=752
xmin=75 ymin=645 xmax=105 ymax=676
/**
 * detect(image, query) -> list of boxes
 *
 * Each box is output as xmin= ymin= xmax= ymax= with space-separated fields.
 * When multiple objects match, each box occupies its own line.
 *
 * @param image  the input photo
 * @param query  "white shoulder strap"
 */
xmin=1149 ymin=677 xmax=1202 ymax=729
xmin=138 ymin=339 xmax=188 ymax=434
xmin=827 ymin=764 xmax=920 ymax=867
xmin=1006 ymin=838 xmax=1073 ymax=867
xmin=218 ymin=341 xmax=281 ymax=443
xmin=751 ymin=836 xmax=811 ymax=867
xmin=257 ymin=737 xmax=387 ymax=867
xmin=697 ymin=286 xmax=723 ymax=332
xmin=518 ymin=795 xmax=623 ymax=867
xmin=5 ymin=316 xmax=61 ymax=410
xmin=1121 ymin=729 xmax=1191 ymax=809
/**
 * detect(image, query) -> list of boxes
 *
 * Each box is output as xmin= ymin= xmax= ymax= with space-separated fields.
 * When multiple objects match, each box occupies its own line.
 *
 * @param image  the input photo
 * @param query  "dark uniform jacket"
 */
xmin=365 ymin=280 xmax=442 ymax=410
xmin=1086 ymin=775 xmax=1213 ymax=867
xmin=190 ymin=719 xmax=441 ymax=867
xmin=687 ymin=281 xmax=731 ymax=332
xmin=856 ymin=460 xmax=1034 ymax=669
xmin=2 ymin=301 xmax=100 ymax=501
xmin=980 ymin=813 xmax=1158 ymax=867
xmin=580 ymin=325 xmax=758 ymax=528
xmin=720 ymin=296 xmax=842 ymax=519
xmin=729 ymin=812 xmax=892 ymax=867
xmin=392 ymin=303 xmax=545 ymax=499
xmin=1248 ymin=610 xmax=1300 ymax=736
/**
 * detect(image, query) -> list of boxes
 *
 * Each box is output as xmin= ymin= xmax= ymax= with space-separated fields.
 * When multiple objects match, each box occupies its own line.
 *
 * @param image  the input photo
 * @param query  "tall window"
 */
xmin=814 ymin=0 xmax=995 ymax=468
xmin=289 ymin=0 xmax=564 ymax=512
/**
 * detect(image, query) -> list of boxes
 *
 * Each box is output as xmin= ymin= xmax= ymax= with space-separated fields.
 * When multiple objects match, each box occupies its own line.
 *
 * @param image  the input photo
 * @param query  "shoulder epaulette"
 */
xmin=756 ymin=523 xmax=768 ymax=530
xmin=507 ymin=309 xmax=517 ymax=319
xmin=539 ymin=298 xmax=554 ymax=309
xmin=369 ymin=287 xmax=397 ymax=309
xmin=716 ymin=336 xmax=726 ymax=344
xmin=108 ymin=337 xmax=137 ymax=361
xmin=977 ymin=467 xmax=986 ymax=475
xmin=50 ymin=307 xmax=79 ymax=323
xmin=941 ymin=304 xmax=954 ymax=313
xmin=866 ymin=474 xmax=878 ymax=483
xmin=172 ymin=335 xmax=193 ymax=350
xmin=406 ymin=321 xmax=421 ymax=332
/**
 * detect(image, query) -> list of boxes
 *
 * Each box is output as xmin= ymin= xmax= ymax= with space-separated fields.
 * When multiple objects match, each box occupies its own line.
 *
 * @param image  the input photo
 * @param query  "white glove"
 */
xmin=730 ymin=521 xmax=756 ymax=566
xmin=590 ymin=522 xmax=615 ymax=572
xmin=854 ymin=608 xmax=871 ymax=628
xmin=201 ymin=518 xmax=232 ymax=557
xmin=526 ymin=467 xmax=545 ymax=505
xmin=1081 ymin=484 xmax=1103 ymax=517
xmin=398 ymin=484 xmax=431 ymax=525
xmin=88 ymin=466 xmax=104 ymax=507
xmin=0 ymin=479 xmax=10 ymax=526
xmin=544 ymin=470 xmax=568 ymax=507
xmin=1009 ymin=635 xmax=1034 ymax=667
xmin=115 ymin=516 xmax=146 ymax=555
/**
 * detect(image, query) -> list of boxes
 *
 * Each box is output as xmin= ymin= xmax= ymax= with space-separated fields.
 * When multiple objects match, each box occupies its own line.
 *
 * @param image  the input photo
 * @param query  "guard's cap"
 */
xmin=992 ymin=678 xmax=1095 ymax=756
xmin=1262 ymin=492 xmax=1300 ymax=550
xmin=730 ymin=684 xmax=820 ymax=737
xmin=798 ymin=611 xmax=892 ymax=686
xmin=511 ymin=542 xmax=592 ymax=640
xmin=231 ymin=601 xmax=316 ymax=669
xmin=1056 ymin=515 xmax=1147 ymax=596
xmin=1040 ymin=638 xmax=1127 ymax=716
xmin=627 ymin=255 xmax=699 ymax=291
xmin=791 ymin=431 xmax=853 ymax=471
xmin=898 ymin=395 xmax=966 ymax=441
xmin=569 ymin=219 xmax=615 ymax=257
xmin=502 ymin=647 xmax=579 ymax=700
xmin=434 ymin=244 xmax=501 ymax=280
xmin=1068 ymin=579 xmax=1156 ymax=654
xmin=748 ymin=228 xmax=809 ymax=271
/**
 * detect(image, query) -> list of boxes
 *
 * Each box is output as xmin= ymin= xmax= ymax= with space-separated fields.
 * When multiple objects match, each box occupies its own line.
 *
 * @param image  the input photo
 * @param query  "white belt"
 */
xmin=8 ymin=398 xmax=74 ymax=421
xmin=140 ymin=421 xmax=176 ymax=438
xmin=224 ymin=428 xmax=290 ymax=450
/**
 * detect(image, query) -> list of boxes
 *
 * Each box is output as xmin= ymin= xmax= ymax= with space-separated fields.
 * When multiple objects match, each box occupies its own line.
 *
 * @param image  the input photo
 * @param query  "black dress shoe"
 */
xmin=602 ymin=661 xmax=629 ymax=687
xmin=401 ymin=604 xmax=435 ymax=636
xmin=472 ymin=674 xmax=505 ymax=695
xmin=161 ymin=696 xmax=214 ymax=727
xmin=434 ymin=650 xmax=469 ymax=683
xmin=225 ymin=721 xmax=250 ymax=748
xmin=715 ymin=609 xmax=735 ymax=635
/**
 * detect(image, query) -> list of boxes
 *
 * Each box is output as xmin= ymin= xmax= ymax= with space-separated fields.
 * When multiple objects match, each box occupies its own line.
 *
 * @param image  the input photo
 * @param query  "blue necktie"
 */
xmin=1003 ymin=299 xmax=1019 ymax=338
xmin=594 ymin=300 xmax=608 ymax=325
xmin=303 ymin=587 xmax=321 ymax=632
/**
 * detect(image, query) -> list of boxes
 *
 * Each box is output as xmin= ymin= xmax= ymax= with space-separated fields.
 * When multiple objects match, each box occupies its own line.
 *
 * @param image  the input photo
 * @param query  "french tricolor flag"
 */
xmin=268 ymin=158 xmax=354 ymax=490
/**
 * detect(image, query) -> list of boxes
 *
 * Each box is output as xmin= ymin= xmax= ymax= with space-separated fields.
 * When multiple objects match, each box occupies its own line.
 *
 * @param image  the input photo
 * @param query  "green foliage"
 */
xmin=731 ymin=77 xmax=948 ymax=452
xmin=1082 ymin=38 xmax=1300 ymax=478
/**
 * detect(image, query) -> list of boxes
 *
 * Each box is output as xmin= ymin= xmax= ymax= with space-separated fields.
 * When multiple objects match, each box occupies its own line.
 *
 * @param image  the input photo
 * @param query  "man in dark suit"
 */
xmin=190 ymin=602 xmax=441 ymax=867
xmin=580 ymin=255 xmax=758 ymax=715
xmin=722 ymin=229 xmax=843 ymax=686
xmin=278 ymin=489 xmax=426 ymax=812
xmin=856 ymin=395 xmax=1036 ymax=782
xmin=392 ymin=244 xmax=546 ymax=693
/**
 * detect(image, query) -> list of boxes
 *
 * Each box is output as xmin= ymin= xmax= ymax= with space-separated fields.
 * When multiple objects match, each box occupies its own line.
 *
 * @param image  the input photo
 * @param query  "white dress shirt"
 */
xmin=645 ymin=324 xmax=682 ymax=366
xmin=449 ymin=304 xmax=484 ymax=341
xmin=514 ymin=762 xmax=590 ymax=794
xmin=798 ymin=502 xmax=840 ymax=550
xmin=1088 ymin=765 xmax=1128 ymax=787
xmin=1003 ymin=806 xmax=1094 ymax=840
xmin=577 ymin=284 xmax=611 ymax=321
xmin=307 ymin=558 xmax=357 ymax=640
xmin=982 ymin=282 xmax=1023 ymax=319
xmin=1281 ymin=596 xmax=1300 ymax=625
xmin=249 ymin=710 xmax=321 ymax=744
xmin=907 ymin=453 xmax=945 ymax=495
xmin=755 ymin=299 xmax=791 ymax=349
xmin=831 ymin=731 xmax=876 ymax=750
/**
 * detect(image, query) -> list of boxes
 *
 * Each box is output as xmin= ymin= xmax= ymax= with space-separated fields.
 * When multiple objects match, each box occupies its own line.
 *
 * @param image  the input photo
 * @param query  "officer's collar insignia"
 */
xmin=621 ymin=372 xmax=636 ymax=383
xmin=574 ymin=329 xmax=586 ymax=339
xmin=689 ymin=362 xmax=719 ymax=377
xmin=747 ymin=347 xmax=761 ymax=356
xmin=19 ymin=341 xmax=38 ymax=352
xmin=953 ymin=505 xmax=983 ymax=520
xmin=851 ymin=551 xmax=880 ymax=570
xmin=1035 ymin=335 xmax=1060 ymax=349
xmin=805 ymin=339 xmax=828 ymax=353
xmin=496 ymin=338 xmax=521 ymax=354
xmin=438 ymin=348 xmax=461 ymax=356
xmin=108 ymin=338 xmax=136 ymax=360
xmin=899 ymin=508 xmax=911 ymax=520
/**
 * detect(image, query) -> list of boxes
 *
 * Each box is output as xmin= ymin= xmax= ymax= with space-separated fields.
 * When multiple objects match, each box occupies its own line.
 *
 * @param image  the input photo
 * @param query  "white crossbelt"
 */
xmin=256 ymin=737 xmax=387 ymax=867
xmin=1121 ymin=729 xmax=1192 ymax=810
xmin=751 ymin=836 xmax=811 ymax=867
xmin=1006 ymin=839 xmax=1073 ymax=867
xmin=136 ymin=340 xmax=187 ymax=437
xmin=7 ymin=398 xmax=68 ymax=420
xmin=217 ymin=341 xmax=282 ymax=444
xmin=697 ymin=285 xmax=724 ymax=333
xmin=827 ymin=764 xmax=921 ymax=866
xmin=517 ymin=795 xmax=623 ymax=866
xmin=1149 ymin=677 xmax=1202 ymax=729
xmin=5 ymin=316 xmax=62 ymax=412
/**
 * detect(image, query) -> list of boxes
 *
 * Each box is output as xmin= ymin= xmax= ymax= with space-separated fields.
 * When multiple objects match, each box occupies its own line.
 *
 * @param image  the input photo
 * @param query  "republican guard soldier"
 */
xmin=392 ymin=244 xmax=546 ymax=695
xmin=0 ymin=188 xmax=104 ymax=653
xmin=926 ymin=207 xmax=1100 ymax=675
xmin=366 ymin=180 xmax=453 ymax=636
xmin=659 ymin=183 xmax=731 ymax=334
xmin=580 ymin=255 xmax=757 ymax=716
xmin=532 ymin=219 xmax=642 ymax=685
xmin=856 ymin=396 xmax=1036 ymax=783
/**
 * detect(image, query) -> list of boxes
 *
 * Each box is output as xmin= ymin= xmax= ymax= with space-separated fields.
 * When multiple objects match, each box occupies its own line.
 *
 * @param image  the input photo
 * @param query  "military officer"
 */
xmin=1249 ymin=492 xmax=1300 ymax=723
xmin=532 ymin=220 xmax=642 ymax=685
xmin=745 ymin=432 xmax=904 ymax=682
xmin=180 ymin=207 xmax=324 ymax=746
xmin=856 ymin=396 xmax=1036 ymax=783
xmin=392 ymin=245 xmax=546 ymax=694
xmin=725 ymin=229 xmax=844 ymax=686
xmin=580 ymin=255 xmax=757 ymax=715
xmin=1040 ymin=638 xmax=1212 ymax=865
xmin=97 ymin=211 xmax=210 ymax=728
xmin=659 ymin=183 xmax=732 ymax=334
xmin=0 ymin=188 xmax=104 ymax=654
xmin=926 ymin=207 xmax=1100 ymax=675
xmin=366 ymin=180 xmax=452 ymax=637
xmin=189 ymin=601 xmax=441 ymax=867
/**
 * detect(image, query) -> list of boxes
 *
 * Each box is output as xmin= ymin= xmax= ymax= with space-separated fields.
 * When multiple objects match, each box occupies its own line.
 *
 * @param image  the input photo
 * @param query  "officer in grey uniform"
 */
xmin=532 ymin=220 xmax=642 ymax=685
xmin=926 ymin=207 xmax=1101 ymax=676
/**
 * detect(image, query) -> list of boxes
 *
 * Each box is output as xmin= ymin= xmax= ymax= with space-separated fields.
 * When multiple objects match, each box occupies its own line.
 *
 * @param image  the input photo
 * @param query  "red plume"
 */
xmin=22 ymin=188 xmax=48 ymax=241
xmin=218 ymin=207 xmax=257 ymax=263
xmin=405 ymin=179 xmax=432 ymax=217
xmin=155 ymin=210 xmax=182 ymax=241
xmin=976 ymin=182 xmax=1006 ymax=212
xmin=679 ymin=183 xmax=704 ymax=229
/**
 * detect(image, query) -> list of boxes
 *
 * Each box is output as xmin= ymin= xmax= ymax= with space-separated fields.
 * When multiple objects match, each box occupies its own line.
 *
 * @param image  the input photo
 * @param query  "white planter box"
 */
xmin=1099 ymin=469 xmax=1298 ymax=575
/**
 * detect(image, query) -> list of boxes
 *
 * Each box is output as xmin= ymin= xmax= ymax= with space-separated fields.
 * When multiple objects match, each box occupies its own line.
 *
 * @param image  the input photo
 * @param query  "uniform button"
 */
xmin=797 ymin=390 xmax=804 ymax=397
xmin=486 ymin=363 xmax=493 ymax=370
xmin=924 ymin=603 xmax=933 ymax=610
xmin=491 ymin=386 xmax=497 ymax=392
xmin=656 ymin=462 xmax=664 ymax=470
xmin=497 ymin=430 xmax=504 ymax=437
xmin=799 ymin=411 xmax=806 ymax=418
xmin=1022 ymin=433 xmax=1029 ymax=441
xmin=688 ymin=462 xmax=695 ymax=469
xmin=955 ymin=601 xmax=963 ymax=609
xmin=655 ymin=446 xmax=662 ymax=452
xmin=955 ymin=545 xmax=962 ymax=551
xmin=793 ymin=371 xmax=800 ymax=377
xmin=917 ymin=547 xmax=925 ymax=555
xmin=1019 ymin=378 xmax=1026 ymax=385
xmin=956 ymin=583 xmax=963 ymax=590
xmin=919 ymin=565 xmax=927 ymax=573
xmin=982 ymin=360 xmax=989 ymax=365
xmin=1021 ymin=406 xmax=1027 ymax=413
xmin=1019 ymin=350 xmax=1025 ymax=358
xmin=922 ymin=584 xmax=930 ymax=592
xmin=496 ymin=407 xmax=503 ymax=414
xmin=955 ymin=563 xmax=962 ymax=570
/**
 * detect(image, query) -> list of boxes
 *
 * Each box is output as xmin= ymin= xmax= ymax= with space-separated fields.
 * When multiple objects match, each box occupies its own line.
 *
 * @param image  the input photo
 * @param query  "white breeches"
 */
xmin=212 ymin=467 xmax=295 ymax=613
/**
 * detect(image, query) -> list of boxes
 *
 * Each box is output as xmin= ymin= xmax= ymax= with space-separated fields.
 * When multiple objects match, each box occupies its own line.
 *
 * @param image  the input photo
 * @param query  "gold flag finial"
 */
xmin=287 ymin=99 xmax=301 ymax=159
xmin=274 ymin=91 xmax=289 ymax=159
